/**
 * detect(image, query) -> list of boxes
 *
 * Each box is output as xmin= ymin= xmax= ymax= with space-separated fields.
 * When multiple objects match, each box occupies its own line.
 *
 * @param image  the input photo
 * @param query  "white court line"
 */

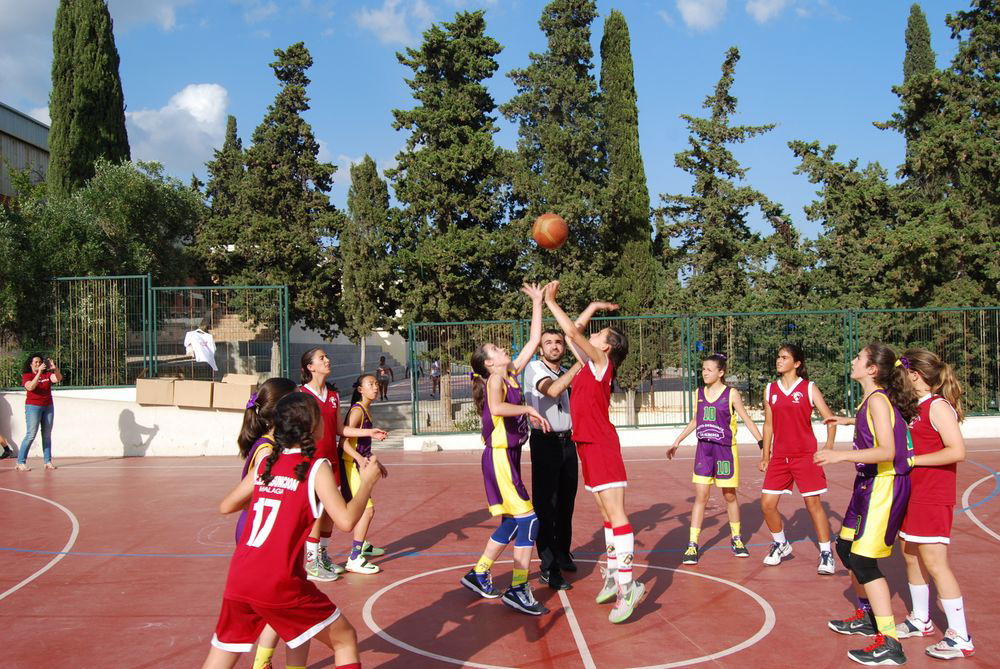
xmin=0 ymin=488 xmax=80 ymax=602
xmin=558 ymin=588 xmax=597 ymax=669
xmin=961 ymin=474 xmax=1000 ymax=542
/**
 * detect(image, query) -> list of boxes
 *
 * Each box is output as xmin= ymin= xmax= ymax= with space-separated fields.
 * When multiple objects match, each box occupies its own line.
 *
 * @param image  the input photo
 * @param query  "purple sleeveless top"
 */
xmin=695 ymin=386 xmax=734 ymax=446
xmin=481 ymin=372 xmax=529 ymax=449
xmin=344 ymin=402 xmax=373 ymax=457
xmin=853 ymin=389 xmax=913 ymax=478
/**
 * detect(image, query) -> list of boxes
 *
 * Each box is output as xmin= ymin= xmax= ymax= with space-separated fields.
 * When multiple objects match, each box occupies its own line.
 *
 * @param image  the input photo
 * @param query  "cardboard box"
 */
xmin=222 ymin=373 xmax=260 ymax=385
xmin=136 ymin=378 xmax=174 ymax=406
xmin=174 ymin=380 xmax=214 ymax=408
xmin=212 ymin=381 xmax=257 ymax=411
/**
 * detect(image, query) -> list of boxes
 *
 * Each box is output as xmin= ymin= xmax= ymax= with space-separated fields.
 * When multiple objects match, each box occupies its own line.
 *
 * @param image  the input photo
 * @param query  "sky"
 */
xmin=0 ymin=0 xmax=966 ymax=239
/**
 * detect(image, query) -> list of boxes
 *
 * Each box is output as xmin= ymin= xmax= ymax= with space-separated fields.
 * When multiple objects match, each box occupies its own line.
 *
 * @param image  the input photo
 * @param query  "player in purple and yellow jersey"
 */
xmin=816 ymin=342 xmax=918 ymax=667
xmin=668 ymin=354 xmax=762 ymax=565
xmin=461 ymin=283 xmax=551 ymax=616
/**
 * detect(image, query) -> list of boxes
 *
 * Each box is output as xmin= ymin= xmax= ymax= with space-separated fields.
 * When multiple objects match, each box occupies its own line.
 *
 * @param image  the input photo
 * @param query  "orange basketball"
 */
xmin=531 ymin=213 xmax=568 ymax=250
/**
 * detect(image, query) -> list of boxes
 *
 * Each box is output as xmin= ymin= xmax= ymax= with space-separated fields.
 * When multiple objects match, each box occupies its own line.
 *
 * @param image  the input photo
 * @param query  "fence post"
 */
xmin=409 ymin=321 xmax=418 ymax=435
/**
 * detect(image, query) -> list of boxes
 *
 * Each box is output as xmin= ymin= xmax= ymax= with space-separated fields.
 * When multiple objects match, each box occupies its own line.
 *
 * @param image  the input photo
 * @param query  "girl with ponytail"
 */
xmin=816 ymin=342 xmax=919 ymax=666
xmin=462 ymin=283 xmax=551 ymax=617
xmin=894 ymin=348 xmax=974 ymax=659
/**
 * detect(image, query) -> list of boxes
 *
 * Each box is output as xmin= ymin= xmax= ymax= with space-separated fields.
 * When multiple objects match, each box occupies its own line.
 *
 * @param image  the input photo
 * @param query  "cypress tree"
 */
xmin=501 ymin=0 xmax=606 ymax=309
xmin=47 ymin=0 xmax=130 ymax=196
xmin=903 ymin=4 xmax=936 ymax=82
xmin=342 ymin=156 xmax=397 ymax=370
xmin=659 ymin=47 xmax=775 ymax=312
xmin=206 ymin=116 xmax=244 ymax=218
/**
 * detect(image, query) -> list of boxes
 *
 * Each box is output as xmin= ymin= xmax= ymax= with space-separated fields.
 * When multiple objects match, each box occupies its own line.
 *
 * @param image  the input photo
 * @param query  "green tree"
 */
xmin=389 ymin=10 xmax=514 ymax=419
xmin=658 ymin=47 xmax=775 ymax=312
xmin=47 ymin=0 xmax=130 ymax=196
xmin=221 ymin=42 xmax=341 ymax=335
xmin=197 ymin=115 xmax=246 ymax=282
xmin=342 ymin=156 xmax=398 ymax=370
xmin=501 ymin=0 xmax=607 ymax=309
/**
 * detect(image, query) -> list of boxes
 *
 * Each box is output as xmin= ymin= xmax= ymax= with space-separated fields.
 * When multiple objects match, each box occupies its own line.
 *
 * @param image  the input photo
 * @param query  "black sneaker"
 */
xmin=0 ymin=447 xmax=12 ymax=460
xmin=460 ymin=569 xmax=501 ymax=599
xmin=731 ymin=536 xmax=750 ymax=558
xmin=502 ymin=584 xmax=549 ymax=616
xmin=556 ymin=552 xmax=578 ymax=573
xmin=829 ymin=608 xmax=877 ymax=636
xmin=539 ymin=571 xmax=572 ymax=591
xmin=682 ymin=542 xmax=700 ymax=565
xmin=848 ymin=633 xmax=906 ymax=666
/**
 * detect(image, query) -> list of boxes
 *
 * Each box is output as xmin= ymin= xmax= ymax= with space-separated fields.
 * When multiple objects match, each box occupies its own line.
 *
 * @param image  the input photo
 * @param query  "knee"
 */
xmin=836 ymin=537 xmax=854 ymax=567
xmin=514 ymin=513 xmax=538 ymax=548
xmin=761 ymin=497 xmax=778 ymax=513
xmin=849 ymin=554 xmax=883 ymax=584
xmin=722 ymin=489 xmax=737 ymax=502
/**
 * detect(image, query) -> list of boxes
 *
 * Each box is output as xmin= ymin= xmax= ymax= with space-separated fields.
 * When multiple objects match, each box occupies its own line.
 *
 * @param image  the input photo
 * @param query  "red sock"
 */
xmin=336 ymin=664 xmax=361 ymax=669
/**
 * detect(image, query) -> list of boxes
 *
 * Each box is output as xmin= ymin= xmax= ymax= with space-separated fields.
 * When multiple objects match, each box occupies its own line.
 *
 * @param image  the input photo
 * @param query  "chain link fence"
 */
xmin=409 ymin=307 xmax=1000 ymax=435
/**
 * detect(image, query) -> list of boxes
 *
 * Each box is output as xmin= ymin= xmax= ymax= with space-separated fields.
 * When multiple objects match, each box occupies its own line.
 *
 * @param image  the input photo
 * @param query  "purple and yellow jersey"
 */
xmin=342 ymin=402 xmax=373 ymax=458
xmin=853 ymin=389 xmax=913 ymax=478
xmin=695 ymin=386 xmax=735 ymax=447
xmin=481 ymin=372 xmax=530 ymax=450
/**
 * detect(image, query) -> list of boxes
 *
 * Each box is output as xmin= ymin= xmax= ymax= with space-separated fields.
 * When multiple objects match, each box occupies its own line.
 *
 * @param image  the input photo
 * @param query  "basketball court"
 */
xmin=3 ymin=442 xmax=997 ymax=668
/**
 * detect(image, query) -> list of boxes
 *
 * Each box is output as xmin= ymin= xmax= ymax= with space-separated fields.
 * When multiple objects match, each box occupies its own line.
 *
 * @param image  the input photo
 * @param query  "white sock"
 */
xmin=909 ymin=583 xmax=930 ymax=622
xmin=612 ymin=525 xmax=634 ymax=586
xmin=305 ymin=538 xmax=318 ymax=562
xmin=772 ymin=530 xmax=787 ymax=545
xmin=940 ymin=597 xmax=969 ymax=639
xmin=603 ymin=524 xmax=617 ymax=574
xmin=819 ymin=541 xmax=832 ymax=554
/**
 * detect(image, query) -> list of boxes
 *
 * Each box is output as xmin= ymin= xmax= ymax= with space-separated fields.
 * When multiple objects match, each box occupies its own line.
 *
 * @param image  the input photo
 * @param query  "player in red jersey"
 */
xmin=202 ymin=392 xmax=383 ymax=669
xmin=760 ymin=344 xmax=838 ymax=573
xmin=894 ymin=348 xmax=974 ymax=659
xmin=544 ymin=281 xmax=644 ymax=624
xmin=299 ymin=348 xmax=387 ymax=581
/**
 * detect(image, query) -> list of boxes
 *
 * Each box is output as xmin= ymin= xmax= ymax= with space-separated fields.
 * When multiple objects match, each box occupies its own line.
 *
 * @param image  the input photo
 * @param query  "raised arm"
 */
xmin=314 ymin=458 xmax=382 ymax=532
xmin=536 ymin=361 xmax=583 ymax=399
xmin=574 ymin=301 xmax=619 ymax=333
xmin=815 ymin=396 xmax=895 ymax=466
xmin=512 ymin=283 xmax=544 ymax=374
xmin=543 ymin=281 xmax=605 ymax=366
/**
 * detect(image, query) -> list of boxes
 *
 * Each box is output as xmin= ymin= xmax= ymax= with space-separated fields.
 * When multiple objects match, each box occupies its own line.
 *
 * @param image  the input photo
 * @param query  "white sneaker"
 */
xmin=817 ymin=550 xmax=835 ymax=575
xmin=926 ymin=628 xmax=975 ymax=660
xmin=762 ymin=541 xmax=792 ymax=566
xmin=318 ymin=546 xmax=346 ymax=575
xmin=345 ymin=554 xmax=380 ymax=574
xmin=897 ymin=613 xmax=935 ymax=638
xmin=595 ymin=568 xmax=618 ymax=604
xmin=306 ymin=556 xmax=339 ymax=582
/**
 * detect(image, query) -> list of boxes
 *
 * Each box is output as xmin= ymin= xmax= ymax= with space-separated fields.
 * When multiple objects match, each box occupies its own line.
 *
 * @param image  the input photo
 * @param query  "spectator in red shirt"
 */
xmin=16 ymin=353 xmax=62 ymax=471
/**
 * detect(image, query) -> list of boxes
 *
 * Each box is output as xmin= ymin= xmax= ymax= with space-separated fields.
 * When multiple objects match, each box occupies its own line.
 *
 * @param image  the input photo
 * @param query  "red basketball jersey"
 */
xmin=300 ymin=384 xmax=341 ymax=466
xmin=570 ymin=359 xmax=619 ymax=445
xmin=909 ymin=394 xmax=958 ymax=505
xmin=766 ymin=378 xmax=817 ymax=457
xmin=224 ymin=451 xmax=330 ymax=607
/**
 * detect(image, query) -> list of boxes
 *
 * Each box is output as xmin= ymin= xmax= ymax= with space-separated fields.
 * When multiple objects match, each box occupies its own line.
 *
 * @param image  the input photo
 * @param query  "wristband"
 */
xmin=757 ymin=439 xmax=764 ymax=450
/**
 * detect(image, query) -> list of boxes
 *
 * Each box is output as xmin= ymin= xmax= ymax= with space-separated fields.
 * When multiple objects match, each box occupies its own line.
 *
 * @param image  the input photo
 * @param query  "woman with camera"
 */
xmin=15 ymin=353 xmax=62 ymax=471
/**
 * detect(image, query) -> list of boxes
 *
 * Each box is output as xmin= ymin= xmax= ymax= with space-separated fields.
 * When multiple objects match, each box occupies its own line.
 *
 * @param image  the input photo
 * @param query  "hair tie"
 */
xmin=716 ymin=353 xmax=727 ymax=361
xmin=470 ymin=372 xmax=482 ymax=380
xmin=245 ymin=392 xmax=259 ymax=410
xmin=896 ymin=356 xmax=910 ymax=370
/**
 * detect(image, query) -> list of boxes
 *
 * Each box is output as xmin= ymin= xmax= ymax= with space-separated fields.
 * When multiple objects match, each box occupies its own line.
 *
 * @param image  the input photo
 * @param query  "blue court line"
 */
xmin=956 ymin=459 xmax=1000 ymax=513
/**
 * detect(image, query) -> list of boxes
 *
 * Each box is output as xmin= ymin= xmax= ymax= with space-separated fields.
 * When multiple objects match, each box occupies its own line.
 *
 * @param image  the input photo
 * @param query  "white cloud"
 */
xmin=238 ymin=0 xmax=279 ymax=24
xmin=29 ymin=107 xmax=51 ymax=125
xmin=354 ymin=0 xmax=434 ymax=46
xmin=676 ymin=0 xmax=727 ymax=31
xmin=127 ymin=83 xmax=229 ymax=176
xmin=657 ymin=9 xmax=676 ymax=26
xmin=107 ymin=0 xmax=196 ymax=31
xmin=746 ymin=0 xmax=790 ymax=23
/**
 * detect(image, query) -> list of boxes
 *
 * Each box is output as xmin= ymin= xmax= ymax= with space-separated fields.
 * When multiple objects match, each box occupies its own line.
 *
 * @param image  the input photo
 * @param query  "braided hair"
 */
xmin=237 ymin=377 xmax=297 ymax=459
xmin=260 ymin=393 xmax=321 ymax=484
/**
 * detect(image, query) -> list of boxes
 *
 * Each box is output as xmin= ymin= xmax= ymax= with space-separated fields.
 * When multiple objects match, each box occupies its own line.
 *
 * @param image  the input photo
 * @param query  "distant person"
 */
xmin=0 ymin=433 xmax=14 ymax=460
xmin=375 ymin=357 xmax=393 ymax=401
xmin=430 ymin=359 xmax=441 ymax=397
xmin=16 ymin=354 xmax=62 ymax=472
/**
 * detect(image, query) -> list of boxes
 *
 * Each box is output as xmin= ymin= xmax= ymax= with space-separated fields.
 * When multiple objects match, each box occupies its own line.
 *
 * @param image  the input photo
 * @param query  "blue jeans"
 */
xmin=18 ymin=404 xmax=54 ymax=464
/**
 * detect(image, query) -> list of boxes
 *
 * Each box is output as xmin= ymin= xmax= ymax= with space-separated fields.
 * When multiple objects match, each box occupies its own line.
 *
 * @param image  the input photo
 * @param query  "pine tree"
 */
xmin=342 ymin=156 xmax=397 ymax=371
xmin=658 ymin=47 xmax=775 ymax=312
xmin=223 ymin=42 xmax=341 ymax=334
xmin=501 ymin=0 xmax=606 ymax=309
xmin=47 ymin=0 xmax=130 ymax=196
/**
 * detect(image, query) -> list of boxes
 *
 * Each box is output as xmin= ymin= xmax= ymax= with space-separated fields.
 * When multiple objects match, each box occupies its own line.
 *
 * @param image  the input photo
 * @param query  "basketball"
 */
xmin=531 ymin=213 xmax=568 ymax=250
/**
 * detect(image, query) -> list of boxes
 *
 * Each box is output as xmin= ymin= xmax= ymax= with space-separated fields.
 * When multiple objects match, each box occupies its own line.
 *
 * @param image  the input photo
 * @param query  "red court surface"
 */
xmin=2 ymin=442 xmax=998 ymax=668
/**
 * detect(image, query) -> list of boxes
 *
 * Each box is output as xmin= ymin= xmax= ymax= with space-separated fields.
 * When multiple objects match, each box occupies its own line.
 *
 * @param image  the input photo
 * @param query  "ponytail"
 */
xmin=904 ymin=347 xmax=965 ymax=422
xmin=865 ymin=342 xmax=919 ymax=422
xmin=470 ymin=346 xmax=490 ymax=420
xmin=237 ymin=377 xmax=297 ymax=459
xmin=705 ymin=353 xmax=728 ymax=373
xmin=262 ymin=393 xmax=321 ymax=484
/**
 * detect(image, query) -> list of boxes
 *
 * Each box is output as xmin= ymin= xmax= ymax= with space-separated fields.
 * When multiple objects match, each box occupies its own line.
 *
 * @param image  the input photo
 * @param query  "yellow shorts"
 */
xmin=343 ymin=456 xmax=374 ymax=510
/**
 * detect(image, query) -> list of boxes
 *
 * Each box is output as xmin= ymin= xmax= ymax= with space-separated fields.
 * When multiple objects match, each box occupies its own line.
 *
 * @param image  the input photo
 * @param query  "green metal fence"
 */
xmin=408 ymin=307 xmax=1000 ymax=435
xmin=1 ymin=278 xmax=290 ymax=389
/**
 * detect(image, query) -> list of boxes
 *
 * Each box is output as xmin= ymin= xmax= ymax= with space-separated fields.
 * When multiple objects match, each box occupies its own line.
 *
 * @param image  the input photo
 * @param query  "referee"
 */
xmin=525 ymin=329 xmax=582 ymax=590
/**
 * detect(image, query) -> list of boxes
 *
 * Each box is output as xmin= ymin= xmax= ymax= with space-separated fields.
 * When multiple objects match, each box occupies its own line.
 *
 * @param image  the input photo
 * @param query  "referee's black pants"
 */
xmin=529 ymin=428 xmax=578 ymax=577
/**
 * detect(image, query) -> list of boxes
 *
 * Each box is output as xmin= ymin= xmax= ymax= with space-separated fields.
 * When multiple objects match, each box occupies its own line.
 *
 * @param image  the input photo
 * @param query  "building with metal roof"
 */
xmin=0 ymin=102 xmax=49 ymax=201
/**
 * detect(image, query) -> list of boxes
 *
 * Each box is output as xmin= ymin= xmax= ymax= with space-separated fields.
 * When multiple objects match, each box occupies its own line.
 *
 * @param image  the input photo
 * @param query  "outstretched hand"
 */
xmin=591 ymin=301 xmax=619 ymax=312
xmin=543 ymin=280 xmax=560 ymax=303
xmin=521 ymin=282 xmax=544 ymax=303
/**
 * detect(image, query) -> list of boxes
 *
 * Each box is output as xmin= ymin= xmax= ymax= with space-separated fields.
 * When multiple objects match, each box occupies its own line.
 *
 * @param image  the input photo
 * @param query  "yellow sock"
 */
xmin=475 ymin=555 xmax=494 ymax=573
xmin=252 ymin=645 xmax=275 ymax=669
xmin=689 ymin=527 xmax=701 ymax=544
xmin=286 ymin=666 xmax=306 ymax=669
xmin=875 ymin=615 xmax=898 ymax=640
xmin=730 ymin=522 xmax=741 ymax=538
xmin=512 ymin=568 xmax=528 ymax=586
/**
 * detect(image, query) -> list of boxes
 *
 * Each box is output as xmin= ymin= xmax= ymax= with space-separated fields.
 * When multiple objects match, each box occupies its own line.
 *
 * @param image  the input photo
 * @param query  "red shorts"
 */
xmin=211 ymin=595 xmax=339 ymax=652
xmin=576 ymin=441 xmax=627 ymax=492
xmin=762 ymin=455 xmax=828 ymax=496
xmin=899 ymin=502 xmax=953 ymax=544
